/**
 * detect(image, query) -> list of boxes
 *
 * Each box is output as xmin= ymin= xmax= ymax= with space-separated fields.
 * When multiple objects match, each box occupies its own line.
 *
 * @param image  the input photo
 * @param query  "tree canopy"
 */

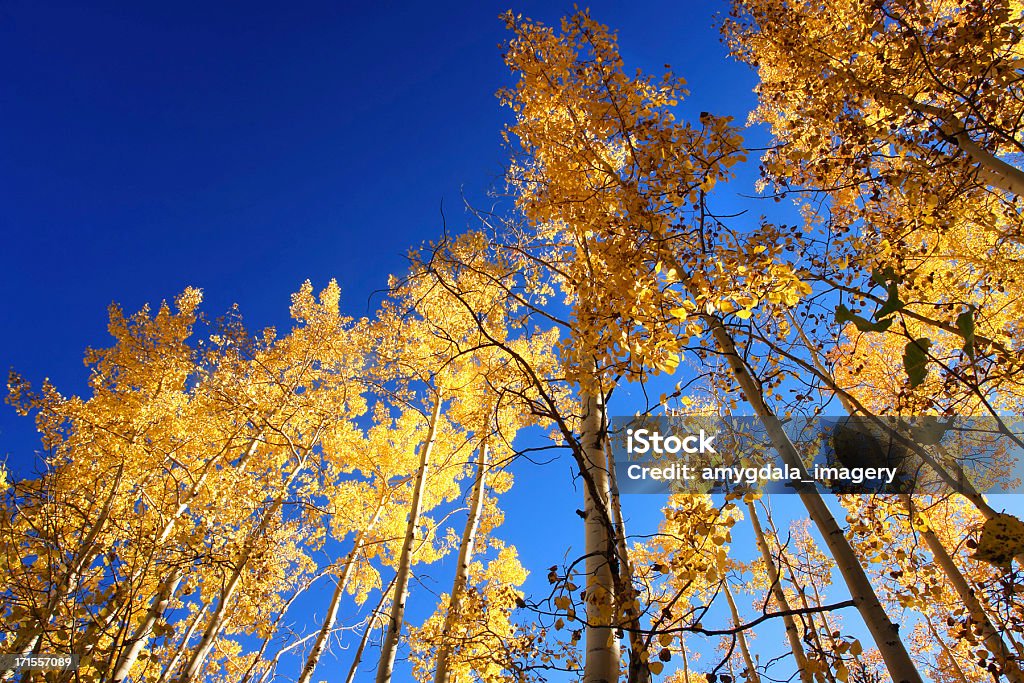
xmin=4 ymin=4 xmax=1024 ymax=683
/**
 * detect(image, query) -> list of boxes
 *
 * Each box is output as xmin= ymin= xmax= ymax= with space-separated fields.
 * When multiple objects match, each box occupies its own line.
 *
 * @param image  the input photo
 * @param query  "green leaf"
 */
xmin=956 ymin=307 xmax=976 ymax=359
xmin=876 ymin=280 xmax=904 ymax=318
xmin=868 ymin=267 xmax=904 ymax=318
xmin=903 ymin=337 xmax=932 ymax=388
xmin=870 ymin=267 xmax=897 ymax=287
xmin=836 ymin=304 xmax=892 ymax=333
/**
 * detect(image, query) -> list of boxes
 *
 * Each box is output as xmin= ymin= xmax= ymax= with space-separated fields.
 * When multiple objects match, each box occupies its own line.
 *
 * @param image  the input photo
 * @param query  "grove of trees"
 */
xmin=4 ymin=2 xmax=1024 ymax=682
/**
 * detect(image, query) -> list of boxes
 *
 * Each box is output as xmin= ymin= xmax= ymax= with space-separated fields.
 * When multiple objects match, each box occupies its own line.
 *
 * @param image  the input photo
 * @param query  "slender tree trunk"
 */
xmin=434 ymin=435 xmax=490 ymax=683
xmin=605 ymin=441 xmax=649 ymax=683
xmin=347 ymin=577 xmax=397 ymax=683
xmin=80 ymin=436 xmax=266 ymax=680
xmin=808 ymin=576 xmax=845 ymax=683
xmin=297 ymin=487 xmax=389 ymax=683
xmin=157 ymin=602 xmax=209 ymax=683
xmin=580 ymin=389 xmax=621 ymax=683
xmin=375 ymin=393 xmax=443 ymax=683
xmin=759 ymin=492 xmax=839 ymax=683
xmin=900 ymin=495 xmax=1023 ymax=682
xmin=345 ymin=627 xmax=373 ymax=683
xmin=253 ymin=633 xmax=318 ymax=683
xmin=923 ymin=614 xmax=971 ymax=683
xmin=775 ymin=550 xmax=838 ymax=683
xmin=707 ymin=317 xmax=923 ymax=683
xmin=110 ymin=568 xmax=184 ymax=683
xmin=746 ymin=501 xmax=812 ymax=683
xmin=238 ymin=568 xmax=331 ymax=683
xmin=785 ymin=567 xmax=839 ymax=683
xmin=723 ymin=582 xmax=761 ymax=683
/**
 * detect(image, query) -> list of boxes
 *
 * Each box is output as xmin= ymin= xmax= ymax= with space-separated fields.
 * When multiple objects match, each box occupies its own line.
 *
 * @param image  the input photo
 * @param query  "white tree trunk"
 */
xmin=746 ymin=501 xmax=812 ymax=683
xmin=434 ymin=436 xmax=490 ymax=683
xmin=156 ymin=602 xmax=209 ymax=683
xmin=296 ymin=487 xmax=389 ymax=683
xmin=375 ymin=394 xmax=443 ymax=683
xmin=580 ymin=389 xmax=621 ymax=683
xmin=110 ymin=568 xmax=184 ymax=683
xmin=93 ymin=436 xmax=266 ymax=671
xmin=723 ymin=582 xmax=760 ymax=683
xmin=346 ymin=577 xmax=397 ymax=683
xmin=900 ymin=495 xmax=1023 ymax=683
xmin=175 ymin=449 xmax=310 ymax=683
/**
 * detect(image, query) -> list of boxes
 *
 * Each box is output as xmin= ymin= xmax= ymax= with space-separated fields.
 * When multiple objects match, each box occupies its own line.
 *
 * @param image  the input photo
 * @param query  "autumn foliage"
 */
xmin=4 ymin=4 xmax=1024 ymax=683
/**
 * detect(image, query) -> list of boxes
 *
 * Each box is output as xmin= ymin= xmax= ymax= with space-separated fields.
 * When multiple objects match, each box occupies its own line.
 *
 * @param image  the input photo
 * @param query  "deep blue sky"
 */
xmin=1 ymin=2 xmax=754 ymax=469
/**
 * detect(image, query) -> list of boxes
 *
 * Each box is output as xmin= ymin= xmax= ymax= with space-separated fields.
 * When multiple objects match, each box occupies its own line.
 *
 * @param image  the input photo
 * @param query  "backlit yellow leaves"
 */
xmin=497 ymin=11 xmax=822 ymax=409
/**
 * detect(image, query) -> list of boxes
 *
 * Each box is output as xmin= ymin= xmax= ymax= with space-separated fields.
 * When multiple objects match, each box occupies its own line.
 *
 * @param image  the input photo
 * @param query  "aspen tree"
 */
xmin=156 ymin=603 xmax=210 ymax=683
xmin=174 ymin=438 xmax=320 ymax=683
xmin=501 ymin=9 xmax=927 ymax=681
xmin=169 ymin=282 xmax=367 ymax=683
xmin=726 ymin=0 xmax=1024 ymax=435
xmin=296 ymin=480 xmax=390 ymax=683
xmin=433 ymin=434 xmax=489 ymax=683
xmin=346 ymin=577 xmax=398 ymax=683
xmin=500 ymin=13 xmax=753 ymax=679
xmin=745 ymin=498 xmax=813 ymax=683
xmin=4 ymin=289 xmax=207 ymax=680
xmin=774 ymin=519 xmax=859 ymax=683
xmin=722 ymin=582 xmax=760 ymax=683
xmin=632 ymin=493 xmax=743 ymax=677
xmin=707 ymin=318 xmax=922 ymax=683
xmin=788 ymin=306 xmax=1024 ymax=671
xmin=236 ymin=566 xmax=334 ymax=683
xmin=375 ymin=394 xmax=443 ymax=683
xmin=845 ymin=494 xmax=1023 ymax=681
xmin=4 ymin=282 xmax=368 ymax=683
xmin=605 ymin=440 xmax=651 ymax=683
xmin=368 ymin=228 xmax=550 ymax=683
